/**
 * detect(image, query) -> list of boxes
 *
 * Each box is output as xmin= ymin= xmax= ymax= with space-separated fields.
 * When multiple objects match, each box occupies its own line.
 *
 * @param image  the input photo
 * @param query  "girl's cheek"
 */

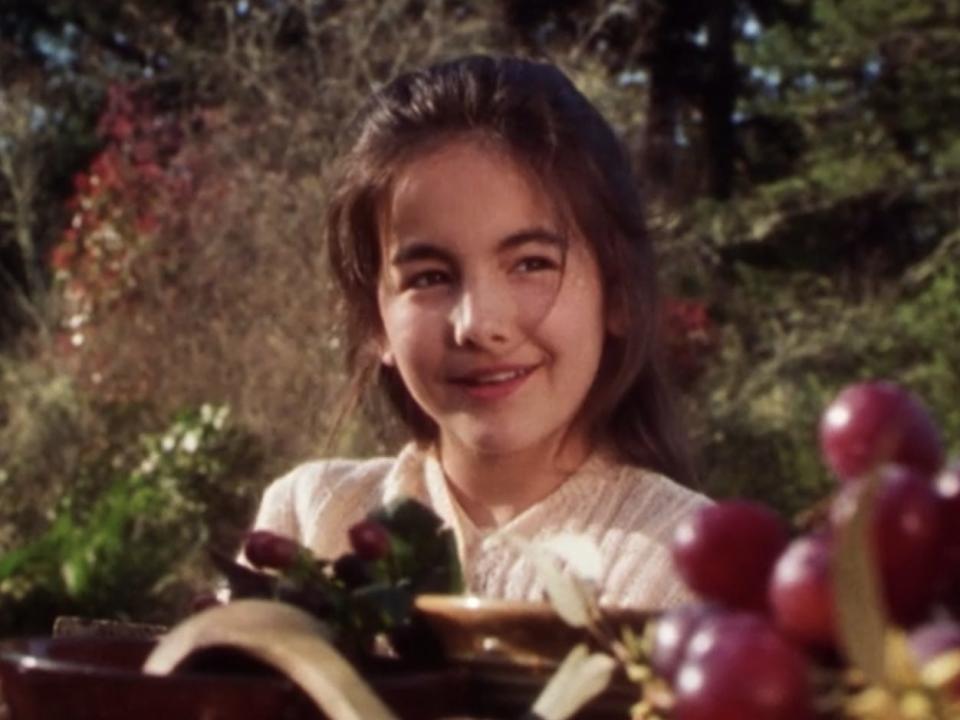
xmin=385 ymin=301 xmax=445 ymax=346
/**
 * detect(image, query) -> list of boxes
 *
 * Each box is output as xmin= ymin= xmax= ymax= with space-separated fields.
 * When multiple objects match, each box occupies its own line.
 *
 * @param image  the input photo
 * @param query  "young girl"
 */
xmin=250 ymin=55 xmax=711 ymax=609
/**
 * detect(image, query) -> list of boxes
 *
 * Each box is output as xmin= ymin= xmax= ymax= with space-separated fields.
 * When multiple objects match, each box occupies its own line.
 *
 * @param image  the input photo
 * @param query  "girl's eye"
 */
xmin=404 ymin=270 xmax=450 ymax=290
xmin=515 ymin=256 xmax=559 ymax=274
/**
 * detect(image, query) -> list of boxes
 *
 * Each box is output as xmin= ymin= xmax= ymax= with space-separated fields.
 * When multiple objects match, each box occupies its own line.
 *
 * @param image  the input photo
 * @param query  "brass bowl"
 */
xmin=413 ymin=594 xmax=650 ymax=667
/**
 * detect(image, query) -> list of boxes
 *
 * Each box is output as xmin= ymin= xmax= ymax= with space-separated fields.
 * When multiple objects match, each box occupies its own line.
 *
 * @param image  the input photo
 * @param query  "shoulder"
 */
xmin=269 ymin=456 xmax=396 ymax=502
xmin=615 ymin=464 xmax=712 ymax=518
xmin=581 ymin=460 xmax=711 ymax=609
xmin=581 ymin=453 xmax=711 ymax=534
xmin=613 ymin=464 xmax=711 ymax=546
xmin=253 ymin=455 xmax=395 ymax=541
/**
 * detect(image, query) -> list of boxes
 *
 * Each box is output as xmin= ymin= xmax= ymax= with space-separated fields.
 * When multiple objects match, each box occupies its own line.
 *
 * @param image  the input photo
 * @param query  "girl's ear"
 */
xmin=372 ymin=319 xmax=395 ymax=366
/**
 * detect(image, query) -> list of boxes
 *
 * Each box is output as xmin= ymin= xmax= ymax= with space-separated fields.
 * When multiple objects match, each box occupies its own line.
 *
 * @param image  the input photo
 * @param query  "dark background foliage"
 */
xmin=1 ymin=0 xmax=958 ymax=633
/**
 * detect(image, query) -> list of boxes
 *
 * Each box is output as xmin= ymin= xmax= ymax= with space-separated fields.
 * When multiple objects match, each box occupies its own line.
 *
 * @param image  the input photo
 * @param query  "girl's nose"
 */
xmin=450 ymin=284 xmax=515 ymax=350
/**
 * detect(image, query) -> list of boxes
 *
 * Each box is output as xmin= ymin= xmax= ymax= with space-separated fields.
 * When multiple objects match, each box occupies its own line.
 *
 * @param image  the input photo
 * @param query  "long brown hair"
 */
xmin=326 ymin=55 xmax=696 ymax=487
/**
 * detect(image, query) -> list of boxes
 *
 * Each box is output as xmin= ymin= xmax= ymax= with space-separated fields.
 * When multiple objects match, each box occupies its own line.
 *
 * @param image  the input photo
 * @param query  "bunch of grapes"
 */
xmin=641 ymin=381 xmax=960 ymax=720
xmin=202 ymin=497 xmax=462 ymax=661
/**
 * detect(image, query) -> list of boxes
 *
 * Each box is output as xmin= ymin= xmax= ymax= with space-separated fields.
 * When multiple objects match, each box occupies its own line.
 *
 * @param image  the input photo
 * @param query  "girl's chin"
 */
xmin=443 ymin=425 xmax=556 ymax=458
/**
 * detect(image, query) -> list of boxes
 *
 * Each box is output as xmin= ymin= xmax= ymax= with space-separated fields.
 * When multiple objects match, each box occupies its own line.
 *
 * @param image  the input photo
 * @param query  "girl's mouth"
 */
xmin=450 ymin=365 xmax=538 ymax=400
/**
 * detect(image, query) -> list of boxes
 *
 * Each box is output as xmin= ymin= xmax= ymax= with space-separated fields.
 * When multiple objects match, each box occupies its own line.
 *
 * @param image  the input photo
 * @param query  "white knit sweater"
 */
xmin=251 ymin=442 xmax=711 ymax=609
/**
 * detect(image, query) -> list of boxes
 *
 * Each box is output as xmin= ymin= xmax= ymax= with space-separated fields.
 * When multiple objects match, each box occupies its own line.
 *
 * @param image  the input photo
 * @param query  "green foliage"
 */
xmin=657 ymin=0 xmax=960 ymax=514
xmin=877 ymin=254 xmax=960 ymax=450
xmin=0 ymin=350 xmax=106 ymax=550
xmin=0 ymin=404 xmax=260 ymax=635
xmin=369 ymin=497 xmax=464 ymax=596
xmin=218 ymin=497 xmax=462 ymax=659
xmin=691 ymin=239 xmax=960 ymax=516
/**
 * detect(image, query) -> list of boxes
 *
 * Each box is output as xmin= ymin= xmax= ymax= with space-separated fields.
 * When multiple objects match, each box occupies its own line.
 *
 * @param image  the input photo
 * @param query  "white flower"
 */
xmin=67 ymin=313 xmax=87 ymax=329
xmin=212 ymin=406 xmax=229 ymax=430
xmin=161 ymin=435 xmax=176 ymax=452
xmin=139 ymin=455 xmax=159 ymax=475
xmin=181 ymin=430 xmax=200 ymax=454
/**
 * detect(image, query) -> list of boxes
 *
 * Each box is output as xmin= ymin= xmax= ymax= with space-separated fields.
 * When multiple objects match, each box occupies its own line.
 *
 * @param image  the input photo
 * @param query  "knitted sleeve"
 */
xmin=249 ymin=457 xmax=394 ymax=558
xmin=250 ymin=461 xmax=323 ymax=543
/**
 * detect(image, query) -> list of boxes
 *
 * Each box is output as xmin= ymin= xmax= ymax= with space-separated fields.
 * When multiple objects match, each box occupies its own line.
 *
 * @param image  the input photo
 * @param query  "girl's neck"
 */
xmin=436 ymin=431 xmax=593 ymax=529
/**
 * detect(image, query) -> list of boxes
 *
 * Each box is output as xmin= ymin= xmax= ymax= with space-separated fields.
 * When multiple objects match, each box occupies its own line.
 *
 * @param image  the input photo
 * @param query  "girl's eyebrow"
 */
xmin=498 ymin=227 xmax=566 ymax=252
xmin=390 ymin=226 xmax=565 ymax=266
xmin=390 ymin=242 xmax=454 ymax=267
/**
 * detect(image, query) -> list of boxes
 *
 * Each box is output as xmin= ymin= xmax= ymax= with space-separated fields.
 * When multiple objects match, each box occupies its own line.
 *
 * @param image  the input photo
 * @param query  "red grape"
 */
xmin=769 ymin=532 xmax=837 ymax=651
xmin=673 ymin=613 xmax=815 ymax=720
xmin=348 ymin=518 xmax=391 ymax=561
xmin=649 ymin=603 xmax=721 ymax=683
xmin=936 ymin=461 xmax=960 ymax=552
xmin=672 ymin=501 xmax=791 ymax=611
xmin=189 ymin=591 xmax=224 ymax=613
xmin=935 ymin=462 xmax=960 ymax=612
xmin=243 ymin=530 xmax=303 ymax=570
xmin=831 ymin=464 xmax=942 ymax=625
xmin=819 ymin=381 xmax=943 ymax=481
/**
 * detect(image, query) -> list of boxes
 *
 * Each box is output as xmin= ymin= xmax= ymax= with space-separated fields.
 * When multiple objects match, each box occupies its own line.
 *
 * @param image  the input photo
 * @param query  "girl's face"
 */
xmin=376 ymin=139 xmax=608 ymax=459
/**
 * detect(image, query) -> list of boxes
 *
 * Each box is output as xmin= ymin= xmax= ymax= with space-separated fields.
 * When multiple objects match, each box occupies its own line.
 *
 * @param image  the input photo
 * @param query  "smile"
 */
xmin=450 ymin=364 xmax=538 ymax=400
xmin=462 ymin=367 xmax=533 ymax=384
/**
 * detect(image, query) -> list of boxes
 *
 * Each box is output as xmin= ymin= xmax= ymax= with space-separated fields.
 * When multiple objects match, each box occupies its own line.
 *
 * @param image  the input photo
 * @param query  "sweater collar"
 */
xmin=380 ymin=441 xmax=624 ymax=557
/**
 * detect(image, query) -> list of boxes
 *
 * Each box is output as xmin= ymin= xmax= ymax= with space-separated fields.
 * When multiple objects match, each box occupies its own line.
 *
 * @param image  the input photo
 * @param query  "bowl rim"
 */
xmin=0 ymin=636 xmax=295 ymax=688
xmin=413 ymin=594 xmax=653 ymax=622
xmin=414 ymin=594 xmax=559 ymax=616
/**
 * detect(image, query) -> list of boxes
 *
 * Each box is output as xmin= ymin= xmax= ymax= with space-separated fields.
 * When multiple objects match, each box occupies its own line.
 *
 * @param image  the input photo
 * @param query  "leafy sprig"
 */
xmin=211 ymin=497 xmax=462 ymax=661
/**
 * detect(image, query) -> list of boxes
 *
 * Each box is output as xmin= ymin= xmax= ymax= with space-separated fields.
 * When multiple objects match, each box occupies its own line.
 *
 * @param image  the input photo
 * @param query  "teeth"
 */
xmin=469 ymin=368 xmax=528 ymax=384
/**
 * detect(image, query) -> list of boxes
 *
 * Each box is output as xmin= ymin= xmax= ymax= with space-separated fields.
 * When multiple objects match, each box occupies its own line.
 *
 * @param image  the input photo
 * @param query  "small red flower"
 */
xmin=132 ymin=140 xmax=156 ymax=164
xmin=243 ymin=530 xmax=303 ymax=570
xmin=72 ymin=172 xmax=91 ymax=194
xmin=662 ymin=297 xmax=716 ymax=388
xmin=50 ymin=244 xmax=75 ymax=271
xmin=91 ymin=150 xmax=121 ymax=188
xmin=137 ymin=162 xmax=165 ymax=181
xmin=348 ymin=519 xmax=391 ymax=561
xmin=135 ymin=213 xmax=159 ymax=235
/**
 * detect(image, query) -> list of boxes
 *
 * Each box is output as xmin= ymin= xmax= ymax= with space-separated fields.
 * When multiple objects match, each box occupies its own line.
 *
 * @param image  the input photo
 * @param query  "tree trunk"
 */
xmin=702 ymin=0 xmax=737 ymax=200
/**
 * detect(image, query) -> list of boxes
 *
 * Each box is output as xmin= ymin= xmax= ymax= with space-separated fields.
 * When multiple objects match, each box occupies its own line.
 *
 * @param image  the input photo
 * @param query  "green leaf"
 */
xmin=437 ymin=528 xmax=465 ymax=594
xmin=495 ymin=533 xmax=597 ymax=629
xmin=529 ymin=643 xmax=616 ymax=720
xmin=370 ymin=498 xmax=464 ymax=593
xmin=350 ymin=582 xmax=413 ymax=629
xmin=535 ymin=533 xmax=603 ymax=583
xmin=61 ymin=553 xmax=89 ymax=597
xmin=832 ymin=474 xmax=889 ymax=685
xmin=0 ymin=543 xmax=38 ymax=579
xmin=208 ymin=548 xmax=277 ymax=598
xmin=372 ymin=498 xmax=443 ymax=544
